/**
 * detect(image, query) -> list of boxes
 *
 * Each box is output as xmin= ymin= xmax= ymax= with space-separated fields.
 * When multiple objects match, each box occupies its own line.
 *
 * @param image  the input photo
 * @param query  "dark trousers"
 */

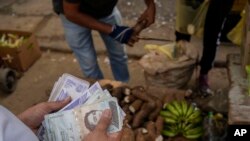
xmin=176 ymin=0 xmax=235 ymax=75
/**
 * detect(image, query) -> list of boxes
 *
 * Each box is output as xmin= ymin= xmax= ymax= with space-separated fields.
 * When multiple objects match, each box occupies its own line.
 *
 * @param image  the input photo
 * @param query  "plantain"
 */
xmin=185 ymin=104 xmax=195 ymax=118
xmin=162 ymin=126 xmax=178 ymax=137
xmin=161 ymin=100 xmax=203 ymax=139
xmin=190 ymin=116 xmax=203 ymax=124
xmin=187 ymin=109 xmax=201 ymax=121
xmin=165 ymin=102 xmax=180 ymax=117
xmin=183 ymin=132 xmax=203 ymax=139
xmin=162 ymin=130 xmax=177 ymax=137
xmin=176 ymin=122 xmax=183 ymax=132
xmin=171 ymin=101 xmax=183 ymax=116
xmin=182 ymin=123 xmax=194 ymax=132
xmin=160 ymin=110 xmax=178 ymax=121
xmin=180 ymin=100 xmax=188 ymax=117
xmin=183 ymin=126 xmax=203 ymax=139
xmin=184 ymin=126 xmax=203 ymax=135
xmin=164 ymin=117 xmax=177 ymax=124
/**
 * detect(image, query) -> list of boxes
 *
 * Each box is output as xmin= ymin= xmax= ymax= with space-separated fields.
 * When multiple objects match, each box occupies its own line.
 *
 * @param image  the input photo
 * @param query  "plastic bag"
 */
xmin=227 ymin=9 xmax=246 ymax=46
xmin=187 ymin=0 xmax=210 ymax=38
xmin=144 ymin=42 xmax=184 ymax=60
xmin=175 ymin=0 xmax=203 ymax=34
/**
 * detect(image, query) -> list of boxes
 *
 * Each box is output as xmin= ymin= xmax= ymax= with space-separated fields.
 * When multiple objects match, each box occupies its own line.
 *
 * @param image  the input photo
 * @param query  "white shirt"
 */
xmin=0 ymin=106 xmax=39 ymax=141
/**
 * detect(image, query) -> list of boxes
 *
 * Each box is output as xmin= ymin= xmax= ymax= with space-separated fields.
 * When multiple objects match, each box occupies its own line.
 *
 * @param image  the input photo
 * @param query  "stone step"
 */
xmin=227 ymin=54 xmax=250 ymax=124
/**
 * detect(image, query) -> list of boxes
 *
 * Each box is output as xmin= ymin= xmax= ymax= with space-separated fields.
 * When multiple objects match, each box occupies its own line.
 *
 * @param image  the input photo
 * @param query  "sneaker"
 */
xmin=198 ymin=74 xmax=214 ymax=97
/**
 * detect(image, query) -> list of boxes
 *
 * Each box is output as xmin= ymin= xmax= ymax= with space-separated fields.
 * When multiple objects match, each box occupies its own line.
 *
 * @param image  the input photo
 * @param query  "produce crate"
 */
xmin=241 ymin=2 xmax=250 ymax=77
xmin=0 ymin=30 xmax=41 ymax=72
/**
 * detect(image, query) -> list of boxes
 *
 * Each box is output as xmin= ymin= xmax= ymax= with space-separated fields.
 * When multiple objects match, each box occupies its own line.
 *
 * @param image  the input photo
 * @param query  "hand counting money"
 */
xmin=37 ymin=73 xmax=125 ymax=141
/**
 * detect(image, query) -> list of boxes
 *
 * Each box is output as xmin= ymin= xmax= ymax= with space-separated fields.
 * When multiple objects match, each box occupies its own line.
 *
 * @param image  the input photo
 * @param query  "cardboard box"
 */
xmin=0 ymin=30 xmax=41 ymax=72
xmin=241 ymin=2 xmax=250 ymax=77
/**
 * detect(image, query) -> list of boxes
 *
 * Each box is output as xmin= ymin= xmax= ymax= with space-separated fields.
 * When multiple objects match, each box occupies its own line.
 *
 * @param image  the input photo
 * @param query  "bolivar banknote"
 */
xmin=38 ymin=73 xmax=90 ymax=141
xmin=38 ymin=74 xmax=124 ymax=141
xmin=49 ymin=73 xmax=90 ymax=102
xmin=44 ymin=97 xmax=121 ymax=141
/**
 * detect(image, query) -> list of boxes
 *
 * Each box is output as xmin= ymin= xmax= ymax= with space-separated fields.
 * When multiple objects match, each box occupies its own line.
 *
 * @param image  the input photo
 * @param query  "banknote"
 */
xmin=59 ymin=90 xmax=91 ymax=112
xmin=49 ymin=73 xmax=90 ymax=102
xmin=44 ymin=110 xmax=80 ymax=141
xmin=39 ymin=74 xmax=124 ymax=141
xmin=38 ymin=73 xmax=90 ymax=141
xmin=83 ymin=82 xmax=107 ymax=105
xmin=37 ymin=90 xmax=91 ymax=141
xmin=48 ymin=76 xmax=64 ymax=101
xmin=103 ymin=89 xmax=126 ymax=118
xmin=44 ymin=97 xmax=121 ymax=141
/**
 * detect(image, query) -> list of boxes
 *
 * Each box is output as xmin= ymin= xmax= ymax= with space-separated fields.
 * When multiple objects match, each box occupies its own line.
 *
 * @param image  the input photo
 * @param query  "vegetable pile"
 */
xmin=102 ymin=84 xmax=164 ymax=141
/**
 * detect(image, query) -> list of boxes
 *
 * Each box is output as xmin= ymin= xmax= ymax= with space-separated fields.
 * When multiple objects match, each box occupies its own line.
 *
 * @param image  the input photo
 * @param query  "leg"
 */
xmin=99 ymin=7 xmax=130 ymax=82
xmin=198 ymin=0 xmax=234 ymax=95
xmin=60 ymin=14 xmax=104 ymax=79
xmin=200 ymin=0 xmax=234 ymax=75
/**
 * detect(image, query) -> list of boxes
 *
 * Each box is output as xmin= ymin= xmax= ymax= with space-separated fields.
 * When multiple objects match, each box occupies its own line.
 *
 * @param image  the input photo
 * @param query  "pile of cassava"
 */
xmin=102 ymin=84 xmax=164 ymax=141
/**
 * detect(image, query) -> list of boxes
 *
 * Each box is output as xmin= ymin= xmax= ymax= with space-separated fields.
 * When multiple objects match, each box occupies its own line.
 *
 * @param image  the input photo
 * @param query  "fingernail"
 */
xmin=103 ymin=109 xmax=112 ymax=118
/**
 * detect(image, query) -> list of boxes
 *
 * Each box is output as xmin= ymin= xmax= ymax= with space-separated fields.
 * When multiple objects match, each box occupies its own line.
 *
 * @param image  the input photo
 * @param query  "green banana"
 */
xmin=184 ymin=126 xmax=203 ymax=135
xmin=185 ymin=104 xmax=195 ymax=118
xmin=182 ymin=123 xmax=194 ymax=132
xmin=160 ymin=110 xmax=178 ymax=120
xmin=172 ymin=101 xmax=183 ymax=116
xmin=162 ymin=129 xmax=178 ymax=137
xmin=190 ymin=116 xmax=202 ymax=124
xmin=164 ymin=117 xmax=177 ymax=124
xmin=183 ymin=132 xmax=203 ymax=139
xmin=176 ymin=123 xmax=183 ymax=132
xmin=165 ymin=102 xmax=180 ymax=117
xmin=180 ymin=100 xmax=188 ymax=116
xmin=161 ymin=100 xmax=203 ymax=139
xmin=187 ymin=109 xmax=201 ymax=121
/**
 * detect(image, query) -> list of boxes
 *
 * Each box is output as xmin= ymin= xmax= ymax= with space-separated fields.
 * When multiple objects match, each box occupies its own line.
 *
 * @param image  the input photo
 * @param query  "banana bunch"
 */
xmin=160 ymin=100 xmax=203 ymax=140
xmin=0 ymin=33 xmax=25 ymax=48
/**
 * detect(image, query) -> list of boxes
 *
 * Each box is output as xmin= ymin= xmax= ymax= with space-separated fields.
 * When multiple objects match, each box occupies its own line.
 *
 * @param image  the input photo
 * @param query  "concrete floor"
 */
xmin=0 ymin=49 xmax=230 ymax=115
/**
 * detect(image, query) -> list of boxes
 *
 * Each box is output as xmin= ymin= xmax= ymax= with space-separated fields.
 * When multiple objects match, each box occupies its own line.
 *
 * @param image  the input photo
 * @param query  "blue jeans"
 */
xmin=60 ymin=8 xmax=129 ymax=82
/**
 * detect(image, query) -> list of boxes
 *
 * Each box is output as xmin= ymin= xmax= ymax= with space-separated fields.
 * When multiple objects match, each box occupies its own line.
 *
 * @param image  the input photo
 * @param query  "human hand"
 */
xmin=109 ymin=25 xmax=134 ymax=44
xmin=84 ymin=109 xmax=122 ymax=141
xmin=17 ymin=97 xmax=71 ymax=133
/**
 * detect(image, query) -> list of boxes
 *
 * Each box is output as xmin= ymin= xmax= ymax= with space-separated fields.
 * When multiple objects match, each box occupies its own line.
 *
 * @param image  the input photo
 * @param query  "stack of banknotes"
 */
xmin=37 ymin=73 xmax=125 ymax=141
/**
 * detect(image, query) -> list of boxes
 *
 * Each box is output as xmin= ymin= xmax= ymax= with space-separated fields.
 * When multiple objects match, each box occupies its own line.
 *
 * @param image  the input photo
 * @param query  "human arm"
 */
xmin=63 ymin=0 xmax=133 ymax=44
xmin=17 ymin=97 xmax=71 ymax=133
xmin=138 ymin=0 xmax=156 ymax=27
xmin=63 ymin=1 xmax=113 ymax=34
xmin=84 ymin=109 xmax=122 ymax=141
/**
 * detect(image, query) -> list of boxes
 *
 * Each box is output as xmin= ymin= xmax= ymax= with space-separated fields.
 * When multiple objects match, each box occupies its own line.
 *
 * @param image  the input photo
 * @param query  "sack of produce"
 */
xmin=139 ymin=41 xmax=199 ymax=88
